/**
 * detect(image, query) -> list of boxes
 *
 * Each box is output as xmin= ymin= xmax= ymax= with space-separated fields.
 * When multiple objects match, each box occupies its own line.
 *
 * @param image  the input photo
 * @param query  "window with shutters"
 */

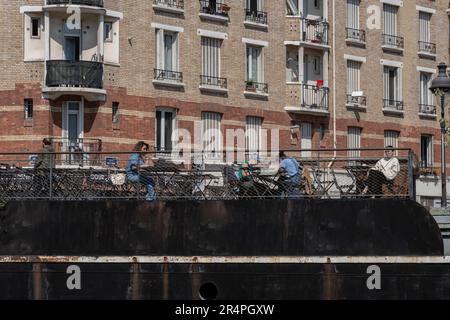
xmin=201 ymin=37 xmax=226 ymax=88
xmin=156 ymin=108 xmax=176 ymax=152
xmin=154 ymin=29 xmax=181 ymax=82
xmin=384 ymin=130 xmax=399 ymax=154
xmin=418 ymin=12 xmax=435 ymax=55
xmin=419 ymin=72 xmax=434 ymax=114
xmin=382 ymin=4 xmax=403 ymax=50
xmin=202 ymin=112 xmax=222 ymax=160
xmin=347 ymin=127 xmax=361 ymax=160
xmin=347 ymin=60 xmax=364 ymax=105
xmin=421 ymin=135 xmax=433 ymax=168
xmin=346 ymin=0 xmax=364 ymax=42
xmin=383 ymin=66 xmax=402 ymax=110
xmin=301 ymin=123 xmax=312 ymax=158
xmin=246 ymin=45 xmax=267 ymax=93
xmin=245 ymin=116 xmax=262 ymax=153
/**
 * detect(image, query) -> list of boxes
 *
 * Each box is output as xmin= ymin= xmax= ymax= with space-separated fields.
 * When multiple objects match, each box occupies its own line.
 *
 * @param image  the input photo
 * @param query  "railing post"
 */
xmin=408 ymin=150 xmax=415 ymax=200
xmin=49 ymin=165 xmax=53 ymax=200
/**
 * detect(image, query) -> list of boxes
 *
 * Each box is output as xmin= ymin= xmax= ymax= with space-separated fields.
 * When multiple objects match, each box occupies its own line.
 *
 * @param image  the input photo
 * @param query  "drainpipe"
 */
xmin=332 ymin=0 xmax=337 ymax=157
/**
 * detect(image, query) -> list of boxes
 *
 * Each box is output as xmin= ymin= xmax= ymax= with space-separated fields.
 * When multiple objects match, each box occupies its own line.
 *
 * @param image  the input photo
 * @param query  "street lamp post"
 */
xmin=430 ymin=63 xmax=450 ymax=208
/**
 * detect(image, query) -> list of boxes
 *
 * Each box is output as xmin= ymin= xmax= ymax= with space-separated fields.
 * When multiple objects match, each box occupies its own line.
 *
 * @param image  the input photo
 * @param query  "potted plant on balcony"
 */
xmin=246 ymin=79 xmax=256 ymax=92
xmin=312 ymin=31 xmax=323 ymax=43
xmin=221 ymin=3 xmax=230 ymax=13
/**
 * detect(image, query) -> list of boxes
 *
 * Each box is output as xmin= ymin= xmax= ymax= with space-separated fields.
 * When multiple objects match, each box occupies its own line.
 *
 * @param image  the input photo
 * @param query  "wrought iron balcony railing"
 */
xmin=382 ymin=34 xmax=404 ymax=49
xmin=154 ymin=69 xmax=183 ymax=83
xmin=46 ymin=0 xmax=103 ymax=7
xmin=245 ymin=81 xmax=268 ymax=94
xmin=418 ymin=41 xmax=436 ymax=54
xmin=153 ymin=0 xmax=184 ymax=9
xmin=244 ymin=9 xmax=267 ymax=25
xmin=200 ymin=75 xmax=228 ymax=88
xmin=301 ymin=18 xmax=329 ymax=45
xmin=45 ymin=60 xmax=103 ymax=89
xmin=346 ymin=27 xmax=365 ymax=42
xmin=419 ymin=104 xmax=436 ymax=115
xmin=199 ymin=0 xmax=229 ymax=17
xmin=346 ymin=94 xmax=367 ymax=106
xmin=50 ymin=137 xmax=102 ymax=166
xmin=301 ymin=84 xmax=329 ymax=110
xmin=383 ymin=99 xmax=404 ymax=111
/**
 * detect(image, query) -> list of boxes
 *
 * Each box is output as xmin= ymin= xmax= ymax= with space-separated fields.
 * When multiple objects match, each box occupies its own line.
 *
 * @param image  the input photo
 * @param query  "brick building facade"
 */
xmin=1 ymin=0 xmax=449 ymax=178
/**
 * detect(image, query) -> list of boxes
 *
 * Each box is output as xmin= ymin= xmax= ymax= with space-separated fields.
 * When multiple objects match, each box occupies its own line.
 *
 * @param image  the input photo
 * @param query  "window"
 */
xmin=301 ymin=123 xmax=312 ymax=158
xmin=246 ymin=0 xmax=263 ymax=14
xmin=314 ymin=0 xmax=320 ymax=9
xmin=246 ymin=46 xmax=263 ymax=83
xmin=421 ymin=135 xmax=433 ymax=168
xmin=420 ymin=72 xmax=433 ymax=111
xmin=286 ymin=0 xmax=299 ymax=16
xmin=347 ymin=127 xmax=361 ymax=159
xmin=313 ymin=56 xmax=321 ymax=75
xmin=202 ymin=112 xmax=222 ymax=159
xmin=346 ymin=0 xmax=360 ymax=30
xmin=347 ymin=60 xmax=361 ymax=95
xmin=31 ymin=18 xmax=40 ymax=38
xmin=383 ymin=66 xmax=402 ymax=107
xmin=384 ymin=130 xmax=399 ymax=153
xmin=201 ymin=37 xmax=221 ymax=85
xmin=24 ymin=99 xmax=33 ymax=120
xmin=319 ymin=124 xmax=325 ymax=141
xmin=286 ymin=47 xmax=299 ymax=82
xmin=419 ymin=12 xmax=431 ymax=44
xmin=112 ymin=102 xmax=119 ymax=124
xmin=156 ymin=29 xmax=179 ymax=72
xmin=156 ymin=108 xmax=176 ymax=152
xmin=246 ymin=116 xmax=262 ymax=153
xmin=104 ymin=22 xmax=113 ymax=42
xmin=383 ymin=4 xmax=398 ymax=36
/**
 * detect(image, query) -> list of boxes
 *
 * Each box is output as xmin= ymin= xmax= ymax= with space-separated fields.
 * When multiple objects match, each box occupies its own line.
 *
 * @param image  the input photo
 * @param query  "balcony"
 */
xmin=419 ymin=104 xmax=437 ymax=119
xmin=46 ymin=0 xmax=103 ymax=7
xmin=382 ymin=34 xmax=404 ymax=53
xmin=418 ymin=41 xmax=436 ymax=59
xmin=244 ymin=81 xmax=268 ymax=99
xmin=199 ymin=75 xmax=228 ymax=93
xmin=50 ymin=137 xmax=103 ymax=167
xmin=300 ymin=18 xmax=329 ymax=47
xmin=346 ymin=94 xmax=367 ymax=111
xmin=244 ymin=9 xmax=268 ymax=29
xmin=285 ymin=84 xmax=329 ymax=115
xmin=345 ymin=27 xmax=366 ymax=46
xmin=383 ymin=99 xmax=404 ymax=115
xmin=199 ymin=0 xmax=230 ymax=22
xmin=153 ymin=0 xmax=184 ymax=14
xmin=153 ymin=69 xmax=185 ymax=88
xmin=43 ymin=60 xmax=105 ymax=101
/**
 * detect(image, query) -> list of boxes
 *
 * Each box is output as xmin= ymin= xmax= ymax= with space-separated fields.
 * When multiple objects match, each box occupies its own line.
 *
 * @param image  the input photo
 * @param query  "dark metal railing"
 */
xmin=46 ymin=0 xmax=103 ymax=6
xmin=46 ymin=60 xmax=103 ymax=89
xmin=199 ymin=0 xmax=229 ymax=17
xmin=301 ymin=18 xmax=329 ymax=45
xmin=245 ymin=81 xmax=268 ymax=94
xmin=346 ymin=27 xmax=365 ymax=42
xmin=382 ymin=34 xmax=404 ymax=49
xmin=154 ymin=69 xmax=183 ymax=83
xmin=418 ymin=41 xmax=436 ymax=54
xmin=200 ymin=75 xmax=228 ymax=88
xmin=244 ymin=9 xmax=268 ymax=25
xmin=0 ymin=148 xmax=414 ymax=200
xmin=302 ymin=84 xmax=329 ymax=110
xmin=383 ymin=99 xmax=404 ymax=111
xmin=419 ymin=104 xmax=436 ymax=115
xmin=50 ymin=138 xmax=102 ymax=166
xmin=346 ymin=94 xmax=367 ymax=106
xmin=153 ymin=0 xmax=184 ymax=9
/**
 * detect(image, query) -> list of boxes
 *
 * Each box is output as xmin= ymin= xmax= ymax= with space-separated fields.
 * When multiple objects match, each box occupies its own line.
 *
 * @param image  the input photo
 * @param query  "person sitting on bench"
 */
xmin=363 ymin=146 xmax=400 ymax=196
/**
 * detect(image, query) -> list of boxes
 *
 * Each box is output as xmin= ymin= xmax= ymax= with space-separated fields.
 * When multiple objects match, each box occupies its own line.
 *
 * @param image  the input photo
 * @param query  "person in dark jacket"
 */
xmin=35 ymin=138 xmax=55 ymax=169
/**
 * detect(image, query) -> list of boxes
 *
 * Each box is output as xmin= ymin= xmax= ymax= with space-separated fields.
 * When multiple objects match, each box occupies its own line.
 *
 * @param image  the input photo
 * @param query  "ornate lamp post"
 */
xmin=430 ymin=63 xmax=450 ymax=208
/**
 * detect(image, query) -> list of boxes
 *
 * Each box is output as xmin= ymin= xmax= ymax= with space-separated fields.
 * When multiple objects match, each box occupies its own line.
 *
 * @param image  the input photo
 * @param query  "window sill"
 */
xmin=382 ymin=108 xmax=404 ymax=116
xmin=418 ymin=112 xmax=437 ymax=119
xmin=346 ymin=103 xmax=367 ymax=111
xmin=243 ymin=20 xmax=268 ymax=30
xmin=23 ymin=119 xmax=33 ymax=127
xmin=345 ymin=38 xmax=366 ymax=47
xmin=284 ymin=105 xmax=329 ymax=116
xmin=244 ymin=90 xmax=269 ymax=99
xmin=199 ymin=85 xmax=228 ymax=94
xmin=152 ymin=4 xmax=184 ymax=15
xmin=381 ymin=45 xmax=404 ymax=54
xmin=199 ymin=12 xmax=229 ymax=22
xmin=418 ymin=51 xmax=437 ymax=60
xmin=152 ymin=79 xmax=185 ymax=88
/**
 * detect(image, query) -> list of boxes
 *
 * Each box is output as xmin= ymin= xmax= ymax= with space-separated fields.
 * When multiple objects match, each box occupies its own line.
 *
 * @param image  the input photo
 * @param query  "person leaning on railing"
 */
xmin=34 ymin=138 xmax=55 ymax=197
xmin=127 ymin=141 xmax=156 ymax=201
xmin=362 ymin=145 xmax=400 ymax=196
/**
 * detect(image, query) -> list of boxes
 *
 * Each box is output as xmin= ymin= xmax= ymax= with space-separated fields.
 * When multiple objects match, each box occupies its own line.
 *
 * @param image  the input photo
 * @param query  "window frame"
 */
xmin=155 ymin=107 xmax=177 ymax=152
xmin=24 ymin=99 xmax=33 ymax=120
xmin=104 ymin=21 xmax=113 ymax=43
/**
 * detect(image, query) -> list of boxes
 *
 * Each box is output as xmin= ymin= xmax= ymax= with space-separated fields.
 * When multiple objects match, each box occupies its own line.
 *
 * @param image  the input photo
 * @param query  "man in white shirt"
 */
xmin=363 ymin=146 xmax=400 ymax=196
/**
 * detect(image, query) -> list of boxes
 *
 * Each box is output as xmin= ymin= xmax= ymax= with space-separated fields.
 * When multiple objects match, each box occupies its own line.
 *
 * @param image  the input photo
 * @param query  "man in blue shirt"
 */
xmin=127 ymin=141 xmax=156 ymax=201
xmin=278 ymin=151 xmax=302 ymax=197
